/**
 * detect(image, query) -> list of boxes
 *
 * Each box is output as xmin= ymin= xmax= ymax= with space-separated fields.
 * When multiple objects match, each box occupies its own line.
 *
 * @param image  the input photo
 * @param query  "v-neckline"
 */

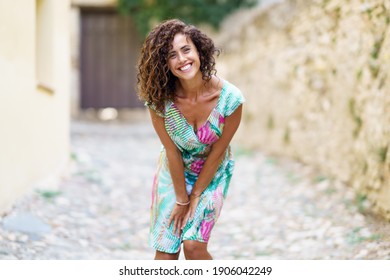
xmin=171 ymin=81 xmax=226 ymax=134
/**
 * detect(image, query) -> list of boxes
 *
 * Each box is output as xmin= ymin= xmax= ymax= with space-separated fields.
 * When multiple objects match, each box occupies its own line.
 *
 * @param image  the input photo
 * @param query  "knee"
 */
xmin=183 ymin=241 xmax=207 ymax=260
xmin=155 ymin=250 xmax=179 ymax=260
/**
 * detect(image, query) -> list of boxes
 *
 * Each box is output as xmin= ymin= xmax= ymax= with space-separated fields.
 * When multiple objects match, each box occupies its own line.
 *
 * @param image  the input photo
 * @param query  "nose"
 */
xmin=177 ymin=52 xmax=185 ymax=62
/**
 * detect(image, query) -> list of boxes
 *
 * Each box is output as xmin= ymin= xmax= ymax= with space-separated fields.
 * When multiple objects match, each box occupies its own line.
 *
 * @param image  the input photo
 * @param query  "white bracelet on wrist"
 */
xmin=176 ymin=200 xmax=190 ymax=206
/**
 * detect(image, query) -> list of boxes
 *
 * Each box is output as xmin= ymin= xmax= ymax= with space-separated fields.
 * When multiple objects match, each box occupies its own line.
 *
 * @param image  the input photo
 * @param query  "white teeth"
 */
xmin=180 ymin=64 xmax=191 ymax=71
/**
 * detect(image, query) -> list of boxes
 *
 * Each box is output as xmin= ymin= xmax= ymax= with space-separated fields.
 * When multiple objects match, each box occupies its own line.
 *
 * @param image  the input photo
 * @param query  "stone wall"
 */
xmin=216 ymin=0 xmax=390 ymax=220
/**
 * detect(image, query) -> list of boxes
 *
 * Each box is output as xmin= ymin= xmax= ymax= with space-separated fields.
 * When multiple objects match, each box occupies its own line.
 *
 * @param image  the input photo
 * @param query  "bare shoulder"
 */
xmin=202 ymin=76 xmax=223 ymax=100
xmin=211 ymin=76 xmax=224 ymax=93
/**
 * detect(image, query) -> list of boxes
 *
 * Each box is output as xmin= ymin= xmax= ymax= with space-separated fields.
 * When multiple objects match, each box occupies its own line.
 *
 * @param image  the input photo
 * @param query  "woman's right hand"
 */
xmin=168 ymin=204 xmax=189 ymax=235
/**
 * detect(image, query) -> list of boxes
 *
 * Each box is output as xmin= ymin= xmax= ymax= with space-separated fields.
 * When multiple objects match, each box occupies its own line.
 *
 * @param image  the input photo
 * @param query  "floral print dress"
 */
xmin=148 ymin=80 xmax=245 ymax=254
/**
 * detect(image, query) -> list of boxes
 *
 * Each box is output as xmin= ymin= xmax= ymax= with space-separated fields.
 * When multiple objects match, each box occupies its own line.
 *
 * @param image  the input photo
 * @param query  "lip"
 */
xmin=178 ymin=63 xmax=192 ymax=72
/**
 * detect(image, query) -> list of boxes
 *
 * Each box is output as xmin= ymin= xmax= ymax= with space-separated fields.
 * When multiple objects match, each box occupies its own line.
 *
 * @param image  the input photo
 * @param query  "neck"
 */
xmin=177 ymin=73 xmax=205 ymax=99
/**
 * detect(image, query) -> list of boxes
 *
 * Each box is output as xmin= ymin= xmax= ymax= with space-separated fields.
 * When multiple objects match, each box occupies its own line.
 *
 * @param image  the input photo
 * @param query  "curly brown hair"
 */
xmin=137 ymin=19 xmax=220 ymax=116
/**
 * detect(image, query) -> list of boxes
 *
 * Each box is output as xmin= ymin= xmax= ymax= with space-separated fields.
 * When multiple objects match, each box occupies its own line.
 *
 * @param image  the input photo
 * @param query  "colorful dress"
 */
xmin=148 ymin=80 xmax=245 ymax=254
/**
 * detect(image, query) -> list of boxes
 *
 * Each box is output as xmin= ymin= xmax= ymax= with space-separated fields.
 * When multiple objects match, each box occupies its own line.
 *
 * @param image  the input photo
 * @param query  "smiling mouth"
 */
xmin=179 ymin=63 xmax=192 ymax=71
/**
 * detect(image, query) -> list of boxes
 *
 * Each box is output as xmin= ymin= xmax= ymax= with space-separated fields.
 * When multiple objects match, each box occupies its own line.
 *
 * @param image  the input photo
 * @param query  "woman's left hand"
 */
xmin=184 ymin=195 xmax=200 ymax=225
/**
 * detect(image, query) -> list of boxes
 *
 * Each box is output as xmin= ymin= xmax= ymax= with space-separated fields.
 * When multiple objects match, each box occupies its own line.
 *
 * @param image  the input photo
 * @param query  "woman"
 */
xmin=137 ymin=19 xmax=244 ymax=260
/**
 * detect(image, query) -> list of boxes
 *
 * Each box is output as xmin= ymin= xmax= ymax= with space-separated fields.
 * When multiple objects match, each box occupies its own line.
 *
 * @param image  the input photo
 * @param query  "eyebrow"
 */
xmin=168 ymin=44 xmax=191 ymax=55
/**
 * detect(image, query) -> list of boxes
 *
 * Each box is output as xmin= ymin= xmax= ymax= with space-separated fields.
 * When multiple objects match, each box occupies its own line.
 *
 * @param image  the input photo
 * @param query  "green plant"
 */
xmin=314 ymin=175 xmax=328 ymax=182
xmin=70 ymin=152 xmax=79 ymax=162
xmin=287 ymin=172 xmax=301 ymax=183
xmin=117 ymin=0 xmax=257 ymax=36
xmin=346 ymin=227 xmax=382 ymax=245
xmin=348 ymin=98 xmax=363 ymax=138
xmin=266 ymin=157 xmax=277 ymax=165
xmin=369 ymin=33 xmax=385 ymax=79
xmin=377 ymin=146 xmax=388 ymax=163
xmin=283 ymin=127 xmax=290 ymax=144
xmin=267 ymin=114 xmax=274 ymax=130
xmin=355 ymin=193 xmax=368 ymax=213
xmin=37 ymin=190 xmax=62 ymax=200
xmin=245 ymin=111 xmax=254 ymax=123
xmin=356 ymin=68 xmax=363 ymax=81
xmin=234 ymin=145 xmax=255 ymax=158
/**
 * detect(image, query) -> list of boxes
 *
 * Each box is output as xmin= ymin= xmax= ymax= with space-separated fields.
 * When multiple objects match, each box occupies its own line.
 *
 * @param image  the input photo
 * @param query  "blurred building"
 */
xmin=70 ymin=0 xmax=144 ymax=120
xmin=0 ymin=1 xmax=71 ymax=214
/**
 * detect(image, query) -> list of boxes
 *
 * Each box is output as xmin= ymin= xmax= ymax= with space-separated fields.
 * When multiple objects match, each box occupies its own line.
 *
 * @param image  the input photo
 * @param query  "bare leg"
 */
xmin=183 ymin=240 xmax=212 ymax=260
xmin=154 ymin=250 xmax=180 ymax=260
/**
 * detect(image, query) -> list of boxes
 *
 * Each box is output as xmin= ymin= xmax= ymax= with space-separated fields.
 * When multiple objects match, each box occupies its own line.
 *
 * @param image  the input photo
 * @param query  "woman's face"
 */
xmin=167 ymin=33 xmax=201 ymax=81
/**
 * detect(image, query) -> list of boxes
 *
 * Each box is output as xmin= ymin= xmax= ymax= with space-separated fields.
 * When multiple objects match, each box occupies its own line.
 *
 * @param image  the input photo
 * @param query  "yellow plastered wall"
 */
xmin=0 ymin=0 xmax=70 ymax=214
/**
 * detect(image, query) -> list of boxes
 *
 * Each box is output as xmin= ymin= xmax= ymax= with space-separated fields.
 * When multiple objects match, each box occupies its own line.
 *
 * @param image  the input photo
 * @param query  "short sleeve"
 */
xmin=145 ymin=101 xmax=165 ymax=118
xmin=224 ymin=84 xmax=245 ymax=117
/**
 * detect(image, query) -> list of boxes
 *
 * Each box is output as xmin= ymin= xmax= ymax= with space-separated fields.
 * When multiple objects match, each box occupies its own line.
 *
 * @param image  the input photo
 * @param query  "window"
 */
xmin=36 ymin=0 xmax=54 ymax=94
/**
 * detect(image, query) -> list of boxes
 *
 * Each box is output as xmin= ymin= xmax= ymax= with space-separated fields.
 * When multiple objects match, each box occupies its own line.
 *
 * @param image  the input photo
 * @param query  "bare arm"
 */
xmin=148 ymin=108 xmax=189 ymax=233
xmin=191 ymin=104 xmax=243 ymax=198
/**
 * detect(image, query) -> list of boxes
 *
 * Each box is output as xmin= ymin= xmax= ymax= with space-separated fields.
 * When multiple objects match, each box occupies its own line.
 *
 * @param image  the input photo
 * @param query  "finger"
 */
xmin=177 ymin=220 xmax=182 ymax=234
xmin=180 ymin=217 xmax=185 ymax=230
xmin=190 ymin=206 xmax=196 ymax=220
xmin=173 ymin=218 xmax=178 ymax=235
xmin=182 ymin=213 xmax=190 ymax=229
xmin=175 ymin=218 xmax=182 ymax=235
xmin=168 ymin=215 xmax=173 ymax=228
xmin=173 ymin=219 xmax=178 ymax=235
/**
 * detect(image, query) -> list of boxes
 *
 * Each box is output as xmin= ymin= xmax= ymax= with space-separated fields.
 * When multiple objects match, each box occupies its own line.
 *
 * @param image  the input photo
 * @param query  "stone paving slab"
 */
xmin=0 ymin=120 xmax=389 ymax=260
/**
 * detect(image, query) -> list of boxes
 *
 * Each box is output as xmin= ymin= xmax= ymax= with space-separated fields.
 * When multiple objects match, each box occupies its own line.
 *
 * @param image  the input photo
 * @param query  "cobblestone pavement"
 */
xmin=1 ymin=120 xmax=390 ymax=260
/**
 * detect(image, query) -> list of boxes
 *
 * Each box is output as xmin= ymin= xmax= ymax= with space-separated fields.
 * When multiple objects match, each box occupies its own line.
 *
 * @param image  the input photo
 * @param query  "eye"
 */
xmin=168 ymin=53 xmax=176 ymax=59
xmin=183 ymin=47 xmax=191 ymax=53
